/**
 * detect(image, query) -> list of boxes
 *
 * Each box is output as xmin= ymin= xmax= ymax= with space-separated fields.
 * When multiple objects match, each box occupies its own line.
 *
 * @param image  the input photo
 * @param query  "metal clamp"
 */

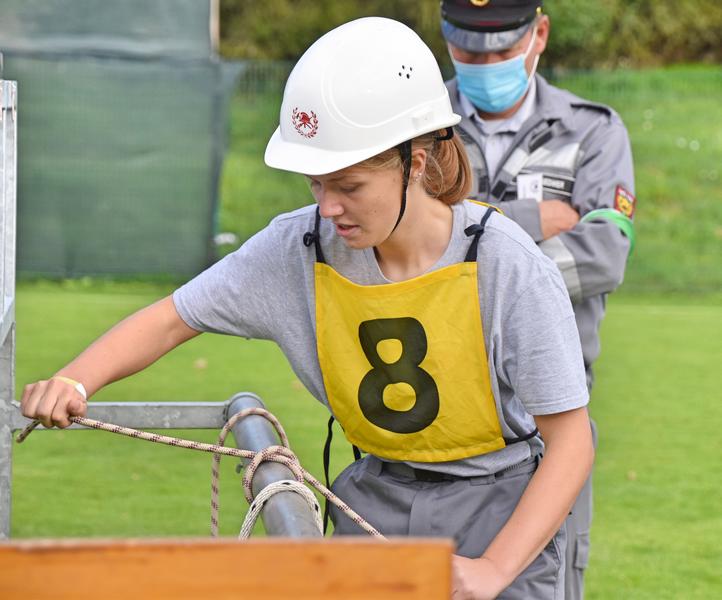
xmin=0 ymin=80 xmax=17 ymax=123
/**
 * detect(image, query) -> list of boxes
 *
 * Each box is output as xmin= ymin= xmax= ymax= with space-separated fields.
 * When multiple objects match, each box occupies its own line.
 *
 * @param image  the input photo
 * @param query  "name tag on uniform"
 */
xmin=516 ymin=172 xmax=544 ymax=203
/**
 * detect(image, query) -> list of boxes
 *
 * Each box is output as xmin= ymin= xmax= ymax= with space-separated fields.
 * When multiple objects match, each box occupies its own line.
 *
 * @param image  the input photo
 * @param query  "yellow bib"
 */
xmin=315 ymin=230 xmax=505 ymax=462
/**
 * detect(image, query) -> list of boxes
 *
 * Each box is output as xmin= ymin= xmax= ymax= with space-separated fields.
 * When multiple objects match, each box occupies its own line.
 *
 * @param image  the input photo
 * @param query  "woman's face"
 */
xmin=307 ymin=165 xmax=403 ymax=249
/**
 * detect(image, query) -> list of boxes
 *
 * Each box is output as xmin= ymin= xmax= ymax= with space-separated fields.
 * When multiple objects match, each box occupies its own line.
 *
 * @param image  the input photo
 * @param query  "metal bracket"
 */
xmin=0 ymin=80 xmax=17 ymax=123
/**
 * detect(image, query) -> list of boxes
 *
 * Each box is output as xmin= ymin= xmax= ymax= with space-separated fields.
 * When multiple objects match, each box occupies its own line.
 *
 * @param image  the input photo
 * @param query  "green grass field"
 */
xmin=11 ymin=283 xmax=722 ymax=599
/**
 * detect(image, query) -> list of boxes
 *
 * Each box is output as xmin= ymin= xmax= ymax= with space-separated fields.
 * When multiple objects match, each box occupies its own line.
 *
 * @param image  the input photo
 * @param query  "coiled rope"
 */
xmin=17 ymin=408 xmax=383 ymax=539
xmin=239 ymin=479 xmax=323 ymax=539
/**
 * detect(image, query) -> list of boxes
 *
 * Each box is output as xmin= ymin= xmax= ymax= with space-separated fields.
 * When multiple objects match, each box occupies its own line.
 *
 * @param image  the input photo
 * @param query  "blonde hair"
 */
xmin=358 ymin=130 xmax=472 ymax=205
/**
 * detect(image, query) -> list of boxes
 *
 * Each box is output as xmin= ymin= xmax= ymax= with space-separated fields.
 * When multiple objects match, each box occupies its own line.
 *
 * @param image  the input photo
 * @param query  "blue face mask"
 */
xmin=452 ymin=27 xmax=539 ymax=114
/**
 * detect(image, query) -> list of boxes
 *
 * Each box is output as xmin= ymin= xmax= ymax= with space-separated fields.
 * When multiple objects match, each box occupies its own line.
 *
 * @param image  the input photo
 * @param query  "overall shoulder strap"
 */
xmin=302 ymin=206 xmax=326 ymax=263
xmin=463 ymin=206 xmax=498 ymax=262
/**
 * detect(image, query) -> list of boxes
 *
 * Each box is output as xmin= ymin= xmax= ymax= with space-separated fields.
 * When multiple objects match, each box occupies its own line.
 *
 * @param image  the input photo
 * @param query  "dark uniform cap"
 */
xmin=441 ymin=0 xmax=543 ymax=53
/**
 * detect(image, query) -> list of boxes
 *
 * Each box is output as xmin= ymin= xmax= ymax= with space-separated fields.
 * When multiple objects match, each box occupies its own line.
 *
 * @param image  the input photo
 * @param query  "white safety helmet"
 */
xmin=265 ymin=17 xmax=461 ymax=176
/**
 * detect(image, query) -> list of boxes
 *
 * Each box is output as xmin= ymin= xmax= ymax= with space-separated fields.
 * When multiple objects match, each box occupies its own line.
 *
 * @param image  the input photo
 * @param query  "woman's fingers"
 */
xmin=50 ymin=393 xmax=78 ymax=429
xmin=66 ymin=395 xmax=88 ymax=419
xmin=21 ymin=380 xmax=47 ymax=422
xmin=20 ymin=378 xmax=86 ymax=429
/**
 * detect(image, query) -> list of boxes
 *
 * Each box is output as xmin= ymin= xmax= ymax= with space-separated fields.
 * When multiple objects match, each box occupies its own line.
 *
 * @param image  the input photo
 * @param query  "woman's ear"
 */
xmin=410 ymin=148 xmax=428 ymax=178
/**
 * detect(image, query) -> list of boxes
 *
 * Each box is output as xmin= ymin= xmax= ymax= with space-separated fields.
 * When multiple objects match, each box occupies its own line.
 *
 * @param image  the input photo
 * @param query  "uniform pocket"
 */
xmin=546 ymin=525 xmax=565 ymax=569
xmin=573 ymin=531 xmax=591 ymax=570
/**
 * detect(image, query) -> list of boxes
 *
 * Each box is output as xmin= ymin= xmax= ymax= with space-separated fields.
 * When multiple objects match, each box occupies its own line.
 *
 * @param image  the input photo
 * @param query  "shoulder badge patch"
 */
xmin=292 ymin=108 xmax=319 ymax=138
xmin=614 ymin=185 xmax=636 ymax=218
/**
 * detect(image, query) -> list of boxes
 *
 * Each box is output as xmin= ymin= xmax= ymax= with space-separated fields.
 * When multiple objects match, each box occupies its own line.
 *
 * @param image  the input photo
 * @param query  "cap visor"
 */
xmin=442 ymin=20 xmax=530 ymax=53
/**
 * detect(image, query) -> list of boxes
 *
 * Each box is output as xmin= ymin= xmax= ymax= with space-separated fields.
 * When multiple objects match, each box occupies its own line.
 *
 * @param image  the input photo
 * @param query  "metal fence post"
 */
xmin=227 ymin=392 xmax=323 ymax=537
xmin=0 ymin=77 xmax=18 ymax=540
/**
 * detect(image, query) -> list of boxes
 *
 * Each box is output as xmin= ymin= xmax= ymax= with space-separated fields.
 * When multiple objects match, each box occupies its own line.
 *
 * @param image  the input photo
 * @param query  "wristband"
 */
xmin=53 ymin=376 xmax=88 ymax=400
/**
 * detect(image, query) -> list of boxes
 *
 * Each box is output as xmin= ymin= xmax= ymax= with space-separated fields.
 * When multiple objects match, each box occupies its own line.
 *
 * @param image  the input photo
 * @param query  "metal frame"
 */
xmin=2 ymin=395 xmax=233 ymax=539
xmin=0 ymin=77 xmax=318 ymax=537
xmin=0 ymin=77 xmax=18 ymax=541
xmin=3 ymin=392 xmax=322 ymax=539
xmin=3 ymin=393 xmax=323 ymax=540
xmin=209 ymin=0 xmax=220 ymax=54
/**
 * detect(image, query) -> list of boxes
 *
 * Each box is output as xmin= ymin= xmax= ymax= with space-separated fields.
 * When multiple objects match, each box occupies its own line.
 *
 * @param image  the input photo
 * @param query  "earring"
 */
xmin=413 ymin=172 xmax=422 ymax=183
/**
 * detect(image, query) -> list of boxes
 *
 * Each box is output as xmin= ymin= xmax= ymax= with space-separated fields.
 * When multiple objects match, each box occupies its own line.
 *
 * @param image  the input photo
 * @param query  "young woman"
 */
xmin=21 ymin=17 xmax=593 ymax=600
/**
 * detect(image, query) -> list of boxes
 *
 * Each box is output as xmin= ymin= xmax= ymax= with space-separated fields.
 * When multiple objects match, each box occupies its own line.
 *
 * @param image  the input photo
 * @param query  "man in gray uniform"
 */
xmin=440 ymin=0 xmax=636 ymax=597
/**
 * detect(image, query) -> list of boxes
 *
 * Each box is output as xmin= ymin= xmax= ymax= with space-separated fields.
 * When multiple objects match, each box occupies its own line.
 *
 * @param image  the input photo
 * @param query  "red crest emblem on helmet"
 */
xmin=292 ymin=108 xmax=319 ymax=138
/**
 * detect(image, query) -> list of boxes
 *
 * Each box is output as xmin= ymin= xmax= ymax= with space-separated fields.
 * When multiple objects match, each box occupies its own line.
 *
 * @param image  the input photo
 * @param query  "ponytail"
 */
xmin=421 ymin=132 xmax=472 ymax=205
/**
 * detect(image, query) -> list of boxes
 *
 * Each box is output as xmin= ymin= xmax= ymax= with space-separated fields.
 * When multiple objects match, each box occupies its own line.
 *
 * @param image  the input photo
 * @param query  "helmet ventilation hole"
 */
xmin=398 ymin=65 xmax=413 ymax=79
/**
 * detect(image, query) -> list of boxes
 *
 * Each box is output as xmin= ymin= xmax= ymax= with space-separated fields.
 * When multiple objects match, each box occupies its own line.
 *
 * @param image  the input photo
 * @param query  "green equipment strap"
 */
xmin=580 ymin=208 xmax=636 ymax=254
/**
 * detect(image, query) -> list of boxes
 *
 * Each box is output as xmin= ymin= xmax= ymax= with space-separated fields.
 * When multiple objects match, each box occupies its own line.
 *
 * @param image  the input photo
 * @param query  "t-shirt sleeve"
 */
xmin=498 ymin=270 xmax=590 ymax=415
xmin=172 ymin=222 xmax=288 ymax=341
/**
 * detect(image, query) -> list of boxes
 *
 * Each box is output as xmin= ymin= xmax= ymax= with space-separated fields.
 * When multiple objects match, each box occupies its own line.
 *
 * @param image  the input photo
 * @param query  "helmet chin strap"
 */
xmin=389 ymin=140 xmax=413 ymax=235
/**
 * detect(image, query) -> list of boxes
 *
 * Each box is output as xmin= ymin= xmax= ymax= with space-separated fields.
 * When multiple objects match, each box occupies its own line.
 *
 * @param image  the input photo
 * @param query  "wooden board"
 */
xmin=0 ymin=537 xmax=453 ymax=599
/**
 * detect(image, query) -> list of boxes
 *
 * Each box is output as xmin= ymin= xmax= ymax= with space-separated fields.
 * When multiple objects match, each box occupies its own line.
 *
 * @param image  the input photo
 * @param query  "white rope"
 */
xmin=239 ymin=480 xmax=323 ymax=539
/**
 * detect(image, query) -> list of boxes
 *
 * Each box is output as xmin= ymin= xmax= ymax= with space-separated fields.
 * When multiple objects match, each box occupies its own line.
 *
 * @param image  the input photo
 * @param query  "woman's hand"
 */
xmin=21 ymin=377 xmax=87 ymax=429
xmin=451 ymin=555 xmax=509 ymax=600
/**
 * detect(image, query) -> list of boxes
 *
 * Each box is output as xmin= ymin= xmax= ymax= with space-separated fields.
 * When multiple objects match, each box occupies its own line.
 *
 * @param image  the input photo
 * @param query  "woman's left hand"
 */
xmin=451 ymin=555 xmax=509 ymax=600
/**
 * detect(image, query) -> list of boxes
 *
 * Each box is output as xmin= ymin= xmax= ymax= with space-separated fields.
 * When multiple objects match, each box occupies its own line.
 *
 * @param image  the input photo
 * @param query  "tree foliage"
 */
xmin=219 ymin=0 xmax=443 ymax=60
xmin=543 ymin=0 xmax=722 ymax=68
xmin=220 ymin=0 xmax=722 ymax=68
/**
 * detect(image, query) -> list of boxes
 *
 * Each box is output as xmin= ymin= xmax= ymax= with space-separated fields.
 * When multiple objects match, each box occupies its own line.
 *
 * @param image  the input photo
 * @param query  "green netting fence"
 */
xmin=0 ymin=0 xmax=242 ymax=278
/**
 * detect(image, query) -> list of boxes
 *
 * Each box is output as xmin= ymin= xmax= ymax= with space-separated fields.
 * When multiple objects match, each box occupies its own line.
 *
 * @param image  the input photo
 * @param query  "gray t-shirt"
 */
xmin=173 ymin=200 xmax=588 ymax=476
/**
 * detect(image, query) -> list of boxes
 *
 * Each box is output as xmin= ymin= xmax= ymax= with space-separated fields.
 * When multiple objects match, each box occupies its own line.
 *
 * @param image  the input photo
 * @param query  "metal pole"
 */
xmin=209 ymin=0 xmax=220 ymax=55
xmin=226 ymin=392 xmax=322 ymax=538
xmin=0 ymin=78 xmax=17 ymax=540
xmin=8 ymin=401 xmax=232 ymax=433
xmin=0 ymin=326 xmax=15 ymax=539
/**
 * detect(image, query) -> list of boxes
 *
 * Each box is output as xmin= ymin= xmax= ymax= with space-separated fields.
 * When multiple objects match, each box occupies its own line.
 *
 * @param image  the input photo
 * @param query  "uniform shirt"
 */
xmin=448 ymin=75 xmax=635 ymax=387
xmin=458 ymin=78 xmax=537 ymax=181
xmin=173 ymin=201 xmax=589 ymax=476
